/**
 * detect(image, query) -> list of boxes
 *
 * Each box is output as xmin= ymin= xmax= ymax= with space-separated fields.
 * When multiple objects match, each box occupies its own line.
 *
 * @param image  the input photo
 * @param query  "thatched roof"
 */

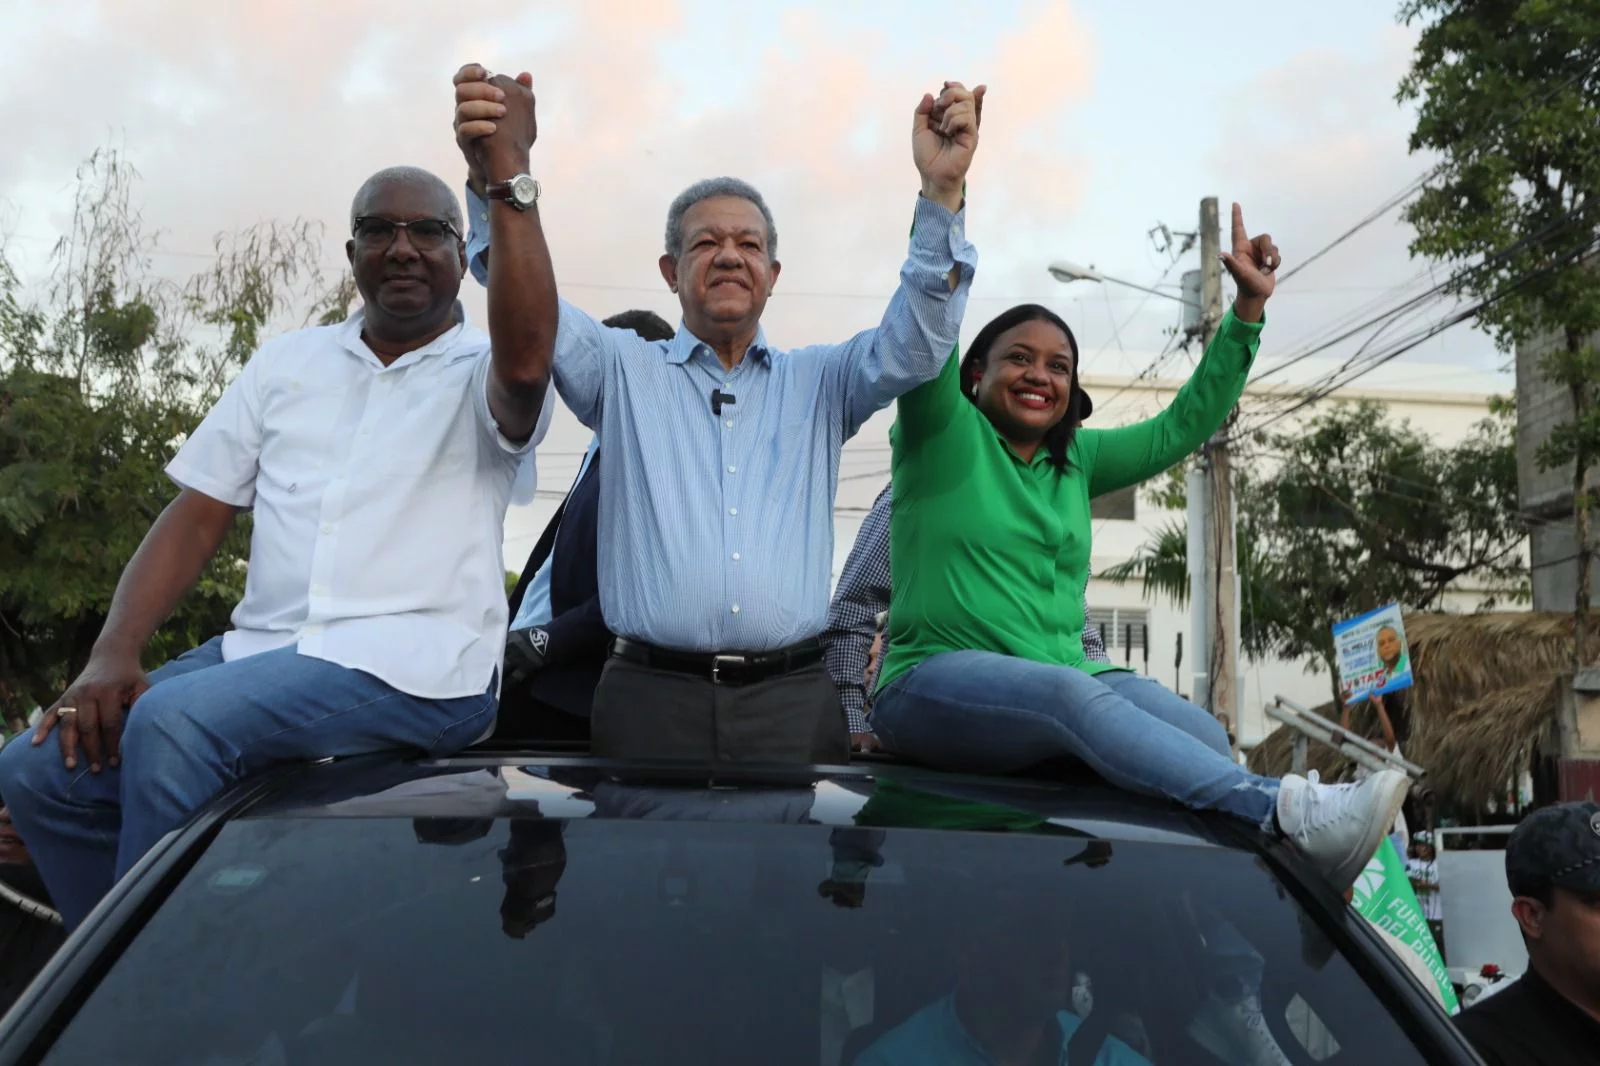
xmin=1249 ymin=612 xmax=1597 ymax=808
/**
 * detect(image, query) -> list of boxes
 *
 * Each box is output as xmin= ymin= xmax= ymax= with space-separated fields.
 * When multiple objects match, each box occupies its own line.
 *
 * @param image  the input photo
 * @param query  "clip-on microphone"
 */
xmin=711 ymin=389 xmax=737 ymax=416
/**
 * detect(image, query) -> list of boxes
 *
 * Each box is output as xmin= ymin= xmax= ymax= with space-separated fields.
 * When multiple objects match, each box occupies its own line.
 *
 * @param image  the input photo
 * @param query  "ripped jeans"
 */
xmin=870 ymin=651 xmax=1280 ymax=830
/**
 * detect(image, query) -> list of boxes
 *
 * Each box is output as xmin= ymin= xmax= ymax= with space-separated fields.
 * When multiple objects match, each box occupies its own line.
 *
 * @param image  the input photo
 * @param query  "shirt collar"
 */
xmin=340 ymin=301 xmax=473 ymax=369
xmin=664 ymin=322 xmax=774 ymax=367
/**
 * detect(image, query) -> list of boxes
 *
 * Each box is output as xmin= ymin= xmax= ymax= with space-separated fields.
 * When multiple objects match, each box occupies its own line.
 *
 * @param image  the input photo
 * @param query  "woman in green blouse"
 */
xmin=871 ymin=205 xmax=1407 ymax=892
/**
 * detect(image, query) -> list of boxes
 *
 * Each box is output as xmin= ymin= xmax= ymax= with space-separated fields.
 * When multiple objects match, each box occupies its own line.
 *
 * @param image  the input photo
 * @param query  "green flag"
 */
xmin=1350 ymin=838 xmax=1458 ymax=1013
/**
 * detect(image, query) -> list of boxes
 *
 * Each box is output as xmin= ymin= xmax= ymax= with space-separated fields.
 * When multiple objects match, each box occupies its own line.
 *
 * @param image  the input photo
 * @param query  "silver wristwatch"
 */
xmin=486 ymin=173 xmax=541 ymax=212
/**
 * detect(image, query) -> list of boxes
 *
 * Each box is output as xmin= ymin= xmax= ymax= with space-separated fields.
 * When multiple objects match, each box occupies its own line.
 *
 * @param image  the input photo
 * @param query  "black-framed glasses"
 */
xmin=351 ymin=216 xmax=462 ymax=249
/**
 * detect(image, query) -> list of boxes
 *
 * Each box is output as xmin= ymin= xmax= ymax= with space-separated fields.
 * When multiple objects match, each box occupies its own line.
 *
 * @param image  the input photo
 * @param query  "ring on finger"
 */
xmin=57 ymin=706 xmax=77 ymax=716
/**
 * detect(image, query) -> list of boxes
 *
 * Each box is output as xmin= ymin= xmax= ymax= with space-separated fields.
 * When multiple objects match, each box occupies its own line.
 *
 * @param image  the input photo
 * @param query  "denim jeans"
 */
xmin=0 ymin=637 xmax=497 ymax=929
xmin=871 ymin=651 xmax=1278 ymax=829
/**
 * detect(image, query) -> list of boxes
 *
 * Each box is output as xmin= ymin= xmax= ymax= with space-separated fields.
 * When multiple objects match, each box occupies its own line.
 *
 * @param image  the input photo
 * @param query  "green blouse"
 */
xmin=877 ymin=309 xmax=1263 ymax=693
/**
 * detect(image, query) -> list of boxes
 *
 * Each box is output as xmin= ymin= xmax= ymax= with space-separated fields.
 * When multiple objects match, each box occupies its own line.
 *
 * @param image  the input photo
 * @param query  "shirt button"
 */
xmin=728 ymin=507 xmax=738 ymax=516
xmin=724 ymin=420 xmax=733 ymax=429
xmin=730 ymin=604 xmax=741 ymax=615
xmin=727 ymin=465 xmax=737 ymax=474
xmin=732 ymin=552 xmax=741 ymax=561
xmin=320 ymin=523 xmax=334 ymax=535
xmin=311 ymin=584 xmax=327 ymax=596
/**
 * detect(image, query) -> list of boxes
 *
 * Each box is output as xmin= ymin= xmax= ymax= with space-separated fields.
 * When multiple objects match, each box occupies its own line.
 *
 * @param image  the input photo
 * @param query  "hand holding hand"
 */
xmin=453 ymin=63 xmax=500 ymax=194
xmin=1219 ymin=203 xmax=1280 ymax=321
xmin=454 ymin=65 xmax=537 ymax=193
xmin=913 ymin=81 xmax=985 ymax=212
xmin=33 ymin=650 xmax=151 ymax=773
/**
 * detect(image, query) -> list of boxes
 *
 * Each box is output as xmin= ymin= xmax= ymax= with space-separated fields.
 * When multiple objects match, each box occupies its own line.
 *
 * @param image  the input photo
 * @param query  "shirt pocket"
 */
xmin=372 ymin=373 xmax=479 ymax=480
xmin=256 ymin=378 xmax=353 ymax=491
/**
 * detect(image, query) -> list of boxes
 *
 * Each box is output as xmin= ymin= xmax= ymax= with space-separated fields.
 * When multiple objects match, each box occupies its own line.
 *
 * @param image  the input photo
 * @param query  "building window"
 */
xmin=1090 ymin=486 xmax=1137 ymax=522
xmin=1086 ymin=607 xmax=1150 ymax=658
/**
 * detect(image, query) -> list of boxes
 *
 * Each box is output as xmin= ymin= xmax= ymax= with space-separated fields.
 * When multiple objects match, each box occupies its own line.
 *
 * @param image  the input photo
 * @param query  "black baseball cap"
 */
xmin=1505 ymin=801 xmax=1600 ymax=897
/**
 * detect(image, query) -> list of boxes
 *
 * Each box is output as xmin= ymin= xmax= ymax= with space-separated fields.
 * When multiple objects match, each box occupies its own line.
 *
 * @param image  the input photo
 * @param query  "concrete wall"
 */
xmin=1516 ymin=328 xmax=1579 ymax=514
xmin=1514 ymin=327 xmax=1600 ymax=610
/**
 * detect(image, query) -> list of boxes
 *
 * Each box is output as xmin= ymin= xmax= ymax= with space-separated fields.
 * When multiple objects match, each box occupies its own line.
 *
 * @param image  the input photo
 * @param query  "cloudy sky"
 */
xmin=0 ymin=0 xmax=1507 ymax=561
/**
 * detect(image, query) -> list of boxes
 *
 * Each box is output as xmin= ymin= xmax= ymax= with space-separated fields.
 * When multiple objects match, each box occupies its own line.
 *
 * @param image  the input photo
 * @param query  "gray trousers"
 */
xmin=590 ymin=658 xmax=850 ymax=764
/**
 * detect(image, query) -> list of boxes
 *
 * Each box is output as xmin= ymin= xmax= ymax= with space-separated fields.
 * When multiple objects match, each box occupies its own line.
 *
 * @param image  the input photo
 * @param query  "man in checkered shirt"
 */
xmin=824 ymin=483 xmax=1110 ymax=752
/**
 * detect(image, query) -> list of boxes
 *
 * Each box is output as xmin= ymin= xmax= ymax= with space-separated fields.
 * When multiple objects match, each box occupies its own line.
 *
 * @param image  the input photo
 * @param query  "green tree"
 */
xmin=1102 ymin=401 xmax=1527 ymax=694
xmin=1397 ymin=0 xmax=1600 ymax=666
xmin=0 ymin=150 xmax=337 ymax=731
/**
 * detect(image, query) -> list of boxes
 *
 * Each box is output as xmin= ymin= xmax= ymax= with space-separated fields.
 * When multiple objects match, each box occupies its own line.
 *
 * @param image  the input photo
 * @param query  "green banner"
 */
xmin=1350 ymin=838 xmax=1458 ymax=1013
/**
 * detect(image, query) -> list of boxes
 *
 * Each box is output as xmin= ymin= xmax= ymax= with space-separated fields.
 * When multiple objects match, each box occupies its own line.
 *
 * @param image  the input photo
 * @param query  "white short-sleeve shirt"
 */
xmin=165 ymin=305 xmax=553 ymax=699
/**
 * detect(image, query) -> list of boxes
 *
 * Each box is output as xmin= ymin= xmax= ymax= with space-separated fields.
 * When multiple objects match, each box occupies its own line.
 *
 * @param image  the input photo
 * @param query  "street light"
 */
xmin=1047 ymin=260 xmax=1199 ymax=309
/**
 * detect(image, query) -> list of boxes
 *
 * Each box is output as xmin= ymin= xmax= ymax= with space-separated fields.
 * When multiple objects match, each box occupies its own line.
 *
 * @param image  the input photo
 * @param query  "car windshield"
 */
xmin=44 ymin=775 xmax=1429 ymax=1066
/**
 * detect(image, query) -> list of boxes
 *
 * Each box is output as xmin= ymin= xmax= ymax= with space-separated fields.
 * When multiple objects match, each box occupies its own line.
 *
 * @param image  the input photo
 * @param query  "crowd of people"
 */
xmin=0 ymin=65 xmax=1408 ymax=937
xmin=0 ymin=61 xmax=1591 ymax=1064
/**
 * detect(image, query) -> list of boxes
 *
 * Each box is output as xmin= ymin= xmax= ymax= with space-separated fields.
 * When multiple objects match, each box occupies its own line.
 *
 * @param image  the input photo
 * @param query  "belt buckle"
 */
xmin=711 ymin=654 xmax=747 ymax=685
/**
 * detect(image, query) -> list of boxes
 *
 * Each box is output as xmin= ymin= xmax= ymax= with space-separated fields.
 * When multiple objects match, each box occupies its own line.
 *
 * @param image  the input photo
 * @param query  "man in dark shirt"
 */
xmin=497 ymin=311 xmax=676 ymax=741
xmin=1454 ymin=800 xmax=1600 ymax=1065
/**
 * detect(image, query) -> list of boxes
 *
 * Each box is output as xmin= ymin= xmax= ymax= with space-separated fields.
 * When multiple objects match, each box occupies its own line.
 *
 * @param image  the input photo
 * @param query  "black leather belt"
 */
xmin=610 ymin=637 xmax=824 ymax=686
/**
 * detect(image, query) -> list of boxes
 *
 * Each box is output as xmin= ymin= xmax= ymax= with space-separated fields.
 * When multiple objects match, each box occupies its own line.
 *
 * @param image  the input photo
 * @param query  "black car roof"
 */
xmin=235 ymin=748 xmax=1254 ymax=851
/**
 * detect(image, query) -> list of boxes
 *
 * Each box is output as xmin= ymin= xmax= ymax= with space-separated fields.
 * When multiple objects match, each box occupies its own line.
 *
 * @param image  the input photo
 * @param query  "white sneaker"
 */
xmin=1276 ymin=770 xmax=1409 ymax=892
xmin=1188 ymin=991 xmax=1291 ymax=1066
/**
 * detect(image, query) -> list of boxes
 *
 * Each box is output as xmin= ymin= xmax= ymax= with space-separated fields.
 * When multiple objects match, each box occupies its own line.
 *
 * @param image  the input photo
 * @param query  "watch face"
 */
xmin=510 ymin=174 xmax=540 ymax=207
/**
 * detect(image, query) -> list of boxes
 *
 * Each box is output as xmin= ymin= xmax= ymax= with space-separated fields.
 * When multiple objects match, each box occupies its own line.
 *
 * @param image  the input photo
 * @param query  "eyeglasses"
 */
xmin=351 ymin=216 xmax=462 ymax=250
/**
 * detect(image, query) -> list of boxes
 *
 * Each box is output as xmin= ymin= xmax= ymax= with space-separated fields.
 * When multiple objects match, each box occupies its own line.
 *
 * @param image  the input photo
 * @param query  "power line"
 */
xmin=1274 ymin=51 xmax=1600 ymax=289
xmin=1234 ymin=230 xmax=1600 ymax=440
xmin=1252 ymin=198 xmax=1598 ymax=386
xmin=1231 ymin=55 xmax=1600 ymax=428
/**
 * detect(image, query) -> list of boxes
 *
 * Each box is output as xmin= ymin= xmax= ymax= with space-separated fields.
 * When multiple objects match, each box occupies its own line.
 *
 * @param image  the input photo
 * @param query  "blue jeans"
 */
xmin=0 ymin=638 xmax=497 ymax=929
xmin=871 ymin=652 xmax=1278 ymax=829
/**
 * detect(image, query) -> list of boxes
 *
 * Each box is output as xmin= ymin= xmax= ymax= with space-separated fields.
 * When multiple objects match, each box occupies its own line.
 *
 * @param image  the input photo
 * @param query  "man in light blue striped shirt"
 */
xmin=453 ymin=66 xmax=982 ymax=763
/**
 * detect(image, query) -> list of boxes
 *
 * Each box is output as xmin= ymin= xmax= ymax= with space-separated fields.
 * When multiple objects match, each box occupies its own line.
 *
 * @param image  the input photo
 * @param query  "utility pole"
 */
xmin=1186 ymin=196 xmax=1239 ymax=752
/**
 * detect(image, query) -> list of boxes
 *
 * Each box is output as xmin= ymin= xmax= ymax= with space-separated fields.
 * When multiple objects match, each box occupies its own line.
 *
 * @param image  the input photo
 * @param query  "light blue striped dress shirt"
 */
xmin=466 ymin=189 xmax=977 ymax=652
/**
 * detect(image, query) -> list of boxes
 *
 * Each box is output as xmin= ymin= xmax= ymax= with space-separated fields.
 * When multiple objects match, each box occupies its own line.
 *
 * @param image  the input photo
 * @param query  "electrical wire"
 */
xmin=1274 ymin=51 xmax=1600 ymax=289
xmin=1252 ymin=198 xmax=1598 ymax=386
xmin=1233 ymin=230 xmax=1600 ymax=441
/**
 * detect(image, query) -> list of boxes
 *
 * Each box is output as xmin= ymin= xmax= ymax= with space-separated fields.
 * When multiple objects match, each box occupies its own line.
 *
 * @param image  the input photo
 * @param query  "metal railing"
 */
xmin=1266 ymin=695 xmax=1426 ymax=779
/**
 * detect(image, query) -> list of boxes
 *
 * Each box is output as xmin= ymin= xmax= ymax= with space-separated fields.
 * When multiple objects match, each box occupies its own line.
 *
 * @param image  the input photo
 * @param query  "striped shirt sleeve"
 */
xmin=823 ymin=484 xmax=894 ymax=735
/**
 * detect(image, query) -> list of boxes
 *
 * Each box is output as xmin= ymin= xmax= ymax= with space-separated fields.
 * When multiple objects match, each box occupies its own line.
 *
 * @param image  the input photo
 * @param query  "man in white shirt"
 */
xmin=0 ymin=166 xmax=553 ymax=929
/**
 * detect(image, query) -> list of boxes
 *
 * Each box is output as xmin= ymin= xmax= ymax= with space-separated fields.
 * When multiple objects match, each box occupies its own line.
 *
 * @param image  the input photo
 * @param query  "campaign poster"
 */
xmin=1332 ymin=603 xmax=1413 ymax=704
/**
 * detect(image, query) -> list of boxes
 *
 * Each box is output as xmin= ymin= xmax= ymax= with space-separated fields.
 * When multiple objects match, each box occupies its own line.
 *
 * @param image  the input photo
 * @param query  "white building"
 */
xmin=503 ymin=352 xmax=1517 ymax=748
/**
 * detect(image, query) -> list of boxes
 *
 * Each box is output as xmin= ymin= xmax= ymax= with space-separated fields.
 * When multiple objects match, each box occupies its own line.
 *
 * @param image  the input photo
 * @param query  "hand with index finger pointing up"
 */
xmin=1218 ymin=202 xmax=1279 ymax=322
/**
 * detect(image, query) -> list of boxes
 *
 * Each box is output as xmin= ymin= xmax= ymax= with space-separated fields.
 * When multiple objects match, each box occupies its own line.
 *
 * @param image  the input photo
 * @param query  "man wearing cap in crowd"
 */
xmin=1453 ymin=800 xmax=1600 ymax=1064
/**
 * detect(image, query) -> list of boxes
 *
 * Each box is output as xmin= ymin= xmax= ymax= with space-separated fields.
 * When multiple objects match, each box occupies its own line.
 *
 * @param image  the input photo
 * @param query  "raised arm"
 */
xmin=1082 ymin=205 xmax=1279 ymax=499
xmin=451 ymin=65 xmax=555 ymax=443
xmin=456 ymin=67 xmax=632 ymax=430
xmin=821 ymin=83 xmax=983 ymax=437
xmin=823 ymin=485 xmax=895 ymax=745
